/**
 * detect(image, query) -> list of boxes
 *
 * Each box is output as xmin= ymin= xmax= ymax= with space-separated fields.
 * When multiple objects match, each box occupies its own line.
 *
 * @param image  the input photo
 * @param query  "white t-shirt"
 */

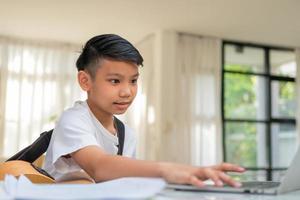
xmin=43 ymin=101 xmax=136 ymax=182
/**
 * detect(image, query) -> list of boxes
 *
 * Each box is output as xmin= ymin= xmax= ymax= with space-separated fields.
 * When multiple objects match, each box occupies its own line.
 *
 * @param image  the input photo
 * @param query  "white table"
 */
xmin=0 ymin=184 xmax=11 ymax=200
xmin=156 ymin=188 xmax=300 ymax=200
xmin=1 ymin=182 xmax=300 ymax=199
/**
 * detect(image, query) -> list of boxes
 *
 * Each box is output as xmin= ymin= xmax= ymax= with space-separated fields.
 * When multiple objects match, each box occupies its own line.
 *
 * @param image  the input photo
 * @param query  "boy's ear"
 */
xmin=77 ymin=71 xmax=92 ymax=91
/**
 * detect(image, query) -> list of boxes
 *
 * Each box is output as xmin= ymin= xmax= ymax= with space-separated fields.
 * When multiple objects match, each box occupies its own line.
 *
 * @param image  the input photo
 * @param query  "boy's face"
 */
xmin=82 ymin=59 xmax=139 ymax=117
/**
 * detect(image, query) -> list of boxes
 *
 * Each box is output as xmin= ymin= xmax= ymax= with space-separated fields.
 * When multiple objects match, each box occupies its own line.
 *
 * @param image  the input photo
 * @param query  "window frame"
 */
xmin=221 ymin=40 xmax=296 ymax=181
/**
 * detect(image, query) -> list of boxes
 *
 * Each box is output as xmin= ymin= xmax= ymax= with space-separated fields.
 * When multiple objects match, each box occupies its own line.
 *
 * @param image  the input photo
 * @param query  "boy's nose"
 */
xmin=119 ymin=86 xmax=131 ymax=97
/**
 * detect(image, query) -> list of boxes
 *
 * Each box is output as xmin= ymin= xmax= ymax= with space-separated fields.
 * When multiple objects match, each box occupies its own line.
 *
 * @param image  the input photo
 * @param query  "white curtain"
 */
xmin=175 ymin=34 xmax=222 ymax=166
xmin=128 ymin=31 xmax=222 ymax=166
xmin=296 ymin=48 xmax=300 ymax=140
xmin=0 ymin=36 xmax=83 ymax=158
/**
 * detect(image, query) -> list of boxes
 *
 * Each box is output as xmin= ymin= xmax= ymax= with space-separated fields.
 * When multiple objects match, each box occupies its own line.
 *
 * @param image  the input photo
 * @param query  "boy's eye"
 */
xmin=131 ymin=79 xmax=138 ymax=84
xmin=109 ymin=79 xmax=120 ymax=84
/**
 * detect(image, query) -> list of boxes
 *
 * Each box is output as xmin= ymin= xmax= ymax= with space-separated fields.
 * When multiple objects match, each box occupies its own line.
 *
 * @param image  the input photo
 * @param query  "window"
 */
xmin=222 ymin=41 xmax=297 ymax=181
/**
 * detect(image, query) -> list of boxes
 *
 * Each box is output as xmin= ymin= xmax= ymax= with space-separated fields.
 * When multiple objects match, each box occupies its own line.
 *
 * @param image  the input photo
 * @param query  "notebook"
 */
xmin=167 ymin=147 xmax=300 ymax=195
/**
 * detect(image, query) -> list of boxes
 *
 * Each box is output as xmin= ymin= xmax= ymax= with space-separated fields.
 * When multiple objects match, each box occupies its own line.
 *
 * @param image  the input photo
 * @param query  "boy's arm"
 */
xmin=71 ymin=145 xmax=244 ymax=187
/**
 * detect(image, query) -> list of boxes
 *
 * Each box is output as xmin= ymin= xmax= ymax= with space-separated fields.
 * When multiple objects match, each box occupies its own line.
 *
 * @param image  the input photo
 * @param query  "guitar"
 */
xmin=0 ymin=160 xmax=94 ymax=184
xmin=0 ymin=160 xmax=55 ymax=184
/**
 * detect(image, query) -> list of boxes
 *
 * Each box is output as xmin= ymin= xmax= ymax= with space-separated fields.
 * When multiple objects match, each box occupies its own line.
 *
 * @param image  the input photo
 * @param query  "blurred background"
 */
xmin=0 ymin=0 xmax=299 ymax=181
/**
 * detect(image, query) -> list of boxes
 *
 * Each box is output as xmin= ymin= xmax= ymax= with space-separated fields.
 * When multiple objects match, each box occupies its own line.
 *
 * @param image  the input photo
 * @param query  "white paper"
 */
xmin=3 ymin=175 xmax=18 ymax=197
xmin=4 ymin=175 xmax=166 ymax=199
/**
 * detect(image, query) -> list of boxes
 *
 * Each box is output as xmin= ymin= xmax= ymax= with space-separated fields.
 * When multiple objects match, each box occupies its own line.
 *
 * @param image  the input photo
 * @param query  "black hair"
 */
xmin=76 ymin=34 xmax=144 ymax=78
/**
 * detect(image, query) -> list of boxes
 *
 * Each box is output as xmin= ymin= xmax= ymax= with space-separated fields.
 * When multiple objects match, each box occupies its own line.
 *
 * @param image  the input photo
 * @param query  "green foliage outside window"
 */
xmin=224 ymin=64 xmax=258 ymax=167
xmin=224 ymin=63 xmax=295 ymax=168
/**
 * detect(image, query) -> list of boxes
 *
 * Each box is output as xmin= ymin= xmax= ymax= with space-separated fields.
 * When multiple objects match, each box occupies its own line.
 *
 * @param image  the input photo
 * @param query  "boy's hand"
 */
xmin=159 ymin=162 xmax=245 ymax=188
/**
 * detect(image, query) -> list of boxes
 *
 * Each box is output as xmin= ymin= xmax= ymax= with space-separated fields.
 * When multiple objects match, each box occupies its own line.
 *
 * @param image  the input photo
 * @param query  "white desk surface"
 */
xmin=1 ymin=183 xmax=300 ymax=199
xmin=156 ymin=188 xmax=300 ymax=200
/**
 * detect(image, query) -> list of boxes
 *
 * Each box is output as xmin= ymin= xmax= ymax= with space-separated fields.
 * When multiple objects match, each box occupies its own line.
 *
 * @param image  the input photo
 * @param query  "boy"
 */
xmin=43 ymin=34 xmax=245 ymax=187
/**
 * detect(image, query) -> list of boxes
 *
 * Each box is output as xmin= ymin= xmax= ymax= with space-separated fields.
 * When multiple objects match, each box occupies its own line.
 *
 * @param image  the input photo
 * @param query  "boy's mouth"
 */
xmin=114 ymin=101 xmax=131 ymax=105
xmin=113 ymin=101 xmax=131 ymax=110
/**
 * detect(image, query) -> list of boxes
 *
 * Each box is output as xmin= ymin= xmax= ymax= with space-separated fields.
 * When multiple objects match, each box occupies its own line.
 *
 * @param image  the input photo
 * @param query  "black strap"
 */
xmin=6 ymin=129 xmax=53 ymax=162
xmin=114 ymin=117 xmax=125 ymax=155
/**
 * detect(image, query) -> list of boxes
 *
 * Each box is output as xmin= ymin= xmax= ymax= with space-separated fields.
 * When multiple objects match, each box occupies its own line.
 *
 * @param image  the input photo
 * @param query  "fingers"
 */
xmin=213 ymin=162 xmax=245 ymax=173
xmin=161 ymin=163 xmax=244 ymax=188
xmin=203 ymin=168 xmax=224 ymax=187
xmin=196 ymin=167 xmax=242 ymax=188
xmin=188 ymin=176 xmax=205 ymax=188
xmin=218 ymin=171 xmax=242 ymax=188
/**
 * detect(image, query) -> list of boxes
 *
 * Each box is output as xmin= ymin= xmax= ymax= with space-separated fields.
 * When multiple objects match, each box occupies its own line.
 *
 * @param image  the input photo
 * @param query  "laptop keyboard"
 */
xmin=241 ymin=181 xmax=280 ymax=189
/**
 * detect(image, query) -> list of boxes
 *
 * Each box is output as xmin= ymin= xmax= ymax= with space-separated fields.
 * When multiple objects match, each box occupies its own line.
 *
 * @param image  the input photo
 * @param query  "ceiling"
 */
xmin=0 ymin=0 xmax=299 ymax=47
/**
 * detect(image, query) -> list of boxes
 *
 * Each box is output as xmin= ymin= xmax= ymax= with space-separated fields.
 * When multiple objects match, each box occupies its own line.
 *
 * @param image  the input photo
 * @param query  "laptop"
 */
xmin=167 ymin=147 xmax=300 ymax=195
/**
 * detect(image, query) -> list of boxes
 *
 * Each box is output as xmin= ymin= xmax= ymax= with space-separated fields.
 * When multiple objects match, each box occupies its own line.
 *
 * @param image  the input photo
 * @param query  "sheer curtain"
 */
xmin=129 ymin=31 xmax=222 ymax=165
xmin=296 ymin=48 xmax=300 ymax=140
xmin=0 ymin=36 xmax=83 ymax=158
xmin=175 ymin=34 xmax=222 ymax=166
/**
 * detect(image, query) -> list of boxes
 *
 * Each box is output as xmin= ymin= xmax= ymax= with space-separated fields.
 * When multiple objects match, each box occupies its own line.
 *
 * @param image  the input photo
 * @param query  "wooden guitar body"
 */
xmin=0 ymin=160 xmax=93 ymax=184
xmin=0 ymin=160 xmax=55 ymax=184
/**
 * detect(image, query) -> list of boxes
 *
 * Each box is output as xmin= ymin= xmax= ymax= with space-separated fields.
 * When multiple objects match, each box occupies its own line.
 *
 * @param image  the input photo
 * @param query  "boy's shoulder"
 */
xmin=121 ymin=122 xmax=136 ymax=142
xmin=59 ymin=101 xmax=91 ymax=125
xmin=123 ymin=123 xmax=134 ymax=133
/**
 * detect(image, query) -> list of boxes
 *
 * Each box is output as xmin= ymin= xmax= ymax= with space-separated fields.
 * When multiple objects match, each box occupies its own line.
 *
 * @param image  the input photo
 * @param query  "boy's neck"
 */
xmin=86 ymin=100 xmax=116 ymax=135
